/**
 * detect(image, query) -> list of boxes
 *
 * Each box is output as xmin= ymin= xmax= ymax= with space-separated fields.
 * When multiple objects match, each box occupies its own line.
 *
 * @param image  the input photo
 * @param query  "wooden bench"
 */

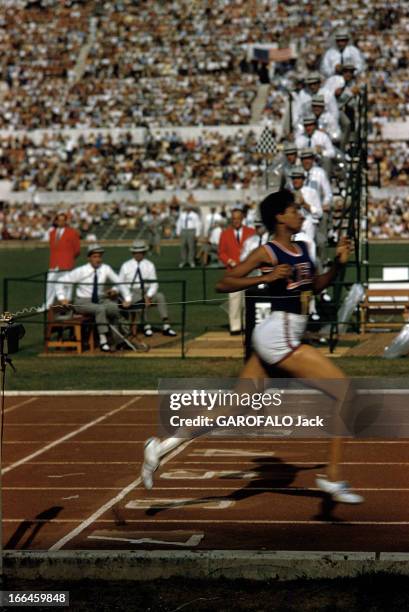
xmin=360 ymin=287 xmax=409 ymax=333
xmin=45 ymin=309 xmax=95 ymax=354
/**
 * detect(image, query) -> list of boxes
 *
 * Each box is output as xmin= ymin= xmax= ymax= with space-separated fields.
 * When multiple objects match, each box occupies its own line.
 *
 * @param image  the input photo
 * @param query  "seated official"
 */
xmin=119 ymin=239 xmax=177 ymax=338
xmin=56 ymin=243 xmax=132 ymax=352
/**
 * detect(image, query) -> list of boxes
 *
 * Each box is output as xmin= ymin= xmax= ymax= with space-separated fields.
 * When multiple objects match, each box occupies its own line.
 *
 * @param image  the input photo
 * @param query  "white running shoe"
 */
xmin=141 ymin=437 xmax=161 ymax=490
xmin=315 ymin=476 xmax=364 ymax=504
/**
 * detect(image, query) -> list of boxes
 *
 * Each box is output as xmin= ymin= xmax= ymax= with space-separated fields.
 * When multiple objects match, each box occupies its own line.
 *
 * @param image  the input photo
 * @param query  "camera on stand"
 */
xmin=0 ymin=313 xmax=25 ymax=356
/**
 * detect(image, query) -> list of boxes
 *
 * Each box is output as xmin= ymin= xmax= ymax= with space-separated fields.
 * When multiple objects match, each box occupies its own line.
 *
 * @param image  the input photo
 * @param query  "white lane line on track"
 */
xmin=5 ymin=487 xmax=409 ymax=492
xmin=4 ymin=519 xmax=409 ymax=526
xmin=4 ymin=397 xmax=38 ymax=414
xmin=6 ymin=390 xmax=409 ymax=396
xmin=5 ymin=459 xmax=409 ymax=466
xmin=128 ymin=520 xmax=409 ymax=526
xmin=4 ymin=391 xmax=155 ymax=396
xmin=4 ymin=441 xmax=152 ymax=444
xmin=3 ymin=462 xmax=143 ymax=465
xmin=178 ymin=461 xmax=409 ymax=466
xmin=48 ymin=439 xmax=193 ymax=551
xmin=5 ymin=423 xmax=156 ymax=426
xmin=1 ymin=397 xmax=140 ymax=476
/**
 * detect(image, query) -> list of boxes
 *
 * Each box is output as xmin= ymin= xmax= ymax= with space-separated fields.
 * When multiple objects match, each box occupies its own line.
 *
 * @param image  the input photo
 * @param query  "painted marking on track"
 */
xmin=4 ymin=397 xmax=38 ymax=414
xmin=4 ymin=424 xmax=158 ymax=429
xmin=14 ymin=462 xmax=143 ymax=465
xmin=48 ymin=473 xmax=85 ymax=479
xmin=5 ymin=519 xmax=409 ymax=526
xmin=48 ymin=439 xmax=193 ymax=551
xmin=176 ymin=462 xmax=409 ymax=467
xmin=89 ymin=519 xmax=409 ymax=526
xmin=126 ymin=498 xmax=234 ymax=510
xmin=61 ymin=495 xmax=79 ymax=501
xmin=87 ymin=531 xmax=204 ymax=547
xmin=6 ymin=487 xmax=409 ymax=493
xmin=4 ymin=487 xmax=123 ymax=491
xmin=5 ymin=423 xmax=157 ymax=426
xmin=160 ymin=469 xmax=258 ymax=480
xmin=4 ymin=441 xmax=150 ymax=444
xmin=1 ymin=397 xmax=140 ymax=475
xmin=190 ymin=449 xmax=275 ymax=458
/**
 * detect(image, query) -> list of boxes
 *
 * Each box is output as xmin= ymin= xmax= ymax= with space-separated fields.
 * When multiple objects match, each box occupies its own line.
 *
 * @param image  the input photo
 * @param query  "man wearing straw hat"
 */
xmin=119 ymin=239 xmax=177 ymax=338
xmin=57 ymin=243 xmax=132 ymax=352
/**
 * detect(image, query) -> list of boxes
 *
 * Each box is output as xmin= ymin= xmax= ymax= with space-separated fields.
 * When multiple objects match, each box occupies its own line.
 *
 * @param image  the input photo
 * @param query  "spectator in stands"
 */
xmin=290 ymin=166 xmax=322 ymax=265
xmin=118 ymin=239 xmax=176 ymax=338
xmin=42 ymin=212 xmax=80 ymax=310
xmin=321 ymin=29 xmax=365 ymax=78
xmin=310 ymin=95 xmax=341 ymax=143
xmin=218 ymin=207 xmax=255 ymax=334
xmin=296 ymin=115 xmax=335 ymax=177
xmin=300 ymin=148 xmax=333 ymax=212
xmin=294 ymin=72 xmax=339 ymax=126
xmin=268 ymin=142 xmax=298 ymax=191
xmin=176 ymin=203 xmax=201 ymax=268
xmin=57 ymin=243 xmax=132 ymax=352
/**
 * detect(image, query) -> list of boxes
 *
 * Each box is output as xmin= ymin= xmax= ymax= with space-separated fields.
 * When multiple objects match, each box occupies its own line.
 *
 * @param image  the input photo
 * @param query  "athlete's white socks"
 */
xmin=159 ymin=436 xmax=184 ymax=457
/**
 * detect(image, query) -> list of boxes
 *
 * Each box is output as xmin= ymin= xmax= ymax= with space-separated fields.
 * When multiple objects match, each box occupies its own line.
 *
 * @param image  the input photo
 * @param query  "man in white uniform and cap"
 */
xmin=119 ymin=239 xmax=177 ymax=338
xmin=57 ymin=244 xmax=132 ymax=352
xmin=321 ymin=29 xmax=365 ymax=78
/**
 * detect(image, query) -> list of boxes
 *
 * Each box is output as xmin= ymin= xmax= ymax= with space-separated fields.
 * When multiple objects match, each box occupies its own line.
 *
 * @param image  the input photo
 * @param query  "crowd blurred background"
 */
xmin=0 ymin=0 xmax=408 ymax=241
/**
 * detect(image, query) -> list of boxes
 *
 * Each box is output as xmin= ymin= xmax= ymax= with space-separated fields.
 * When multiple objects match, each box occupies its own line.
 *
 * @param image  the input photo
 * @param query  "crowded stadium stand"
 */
xmin=4 ymin=3 xmax=409 ymax=604
xmin=0 ymin=0 xmax=408 ymax=244
xmin=1 ymin=0 xmax=409 ymax=345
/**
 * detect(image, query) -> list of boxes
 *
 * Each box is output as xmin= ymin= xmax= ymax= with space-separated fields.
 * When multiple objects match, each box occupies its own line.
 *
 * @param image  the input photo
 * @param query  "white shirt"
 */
xmin=321 ymin=45 xmax=365 ymax=78
xmin=296 ymin=129 xmax=335 ymax=159
xmin=57 ymin=263 xmax=131 ymax=302
xmin=54 ymin=227 xmax=65 ymax=241
xmin=323 ymin=75 xmax=345 ymax=97
xmin=209 ymin=226 xmax=223 ymax=247
xmin=301 ymin=185 xmax=323 ymax=221
xmin=295 ymin=109 xmax=340 ymax=142
xmin=316 ymin=110 xmax=341 ymax=142
xmin=294 ymin=87 xmax=338 ymax=125
xmin=292 ymin=186 xmax=321 ymax=261
xmin=176 ymin=210 xmax=202 ymax=237
xmin=292 ymin=89 xmax=311 ymax=125
xmin=204 ymin=211 xmax=223 ymax=236
xmin=303 ymin=165 xmax=333 ymax=209
xmin=240 ymin=232 xmax=270 ymax=261
xmin=118 ymin=257 xmax=159 ymax=299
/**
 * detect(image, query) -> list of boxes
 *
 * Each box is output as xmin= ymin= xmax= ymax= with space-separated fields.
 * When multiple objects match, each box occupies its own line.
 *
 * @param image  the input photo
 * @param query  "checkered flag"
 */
xmin=257 ymin=126 xmax=277 ymax=155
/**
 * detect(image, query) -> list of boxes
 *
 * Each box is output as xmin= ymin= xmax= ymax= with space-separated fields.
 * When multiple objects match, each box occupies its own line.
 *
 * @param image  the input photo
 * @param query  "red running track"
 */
xmin=2 ymin=394 xmax=409 ymax=552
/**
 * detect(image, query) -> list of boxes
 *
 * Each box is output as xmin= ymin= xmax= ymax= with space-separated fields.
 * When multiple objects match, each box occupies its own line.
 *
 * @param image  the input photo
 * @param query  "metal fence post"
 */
xmin=2 ymin=279 xmax=8 ymax=313
xmin=181 ymin=280 xmax=186 ymax=359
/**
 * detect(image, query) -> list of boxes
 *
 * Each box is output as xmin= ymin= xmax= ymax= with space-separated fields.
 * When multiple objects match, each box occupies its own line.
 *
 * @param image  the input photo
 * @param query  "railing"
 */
xmin=2 ymin=277 xmax=188 ymax=358
xmin=5 ymin=261 xmax=407 ymax=360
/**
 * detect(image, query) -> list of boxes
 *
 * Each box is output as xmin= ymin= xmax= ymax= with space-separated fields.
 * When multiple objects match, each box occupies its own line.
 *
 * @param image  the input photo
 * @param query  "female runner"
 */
xmin=142 ymin=189 xmax=363 ymax=504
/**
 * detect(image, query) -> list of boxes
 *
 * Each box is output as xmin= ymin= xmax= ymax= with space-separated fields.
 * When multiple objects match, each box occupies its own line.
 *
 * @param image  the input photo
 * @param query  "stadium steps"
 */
xmin=251 ymin=84 xmax=270 ymax=123
xmin=48 ymin=163 xmax=63 ymax=190
xmin=70 ymin=16 xmax=98 ymax=85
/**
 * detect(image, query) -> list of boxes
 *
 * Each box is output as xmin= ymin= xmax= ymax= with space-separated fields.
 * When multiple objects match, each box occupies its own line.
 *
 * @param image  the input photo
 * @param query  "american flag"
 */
xmin=253 ymin=47 xmax=294 ymax=63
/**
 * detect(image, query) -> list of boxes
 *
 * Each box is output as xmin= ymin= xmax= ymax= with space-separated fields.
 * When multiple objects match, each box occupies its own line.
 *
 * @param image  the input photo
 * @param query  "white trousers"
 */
xmin=229 ymin=290 xmax=244 ymax=332
xmin=43 ymin=270 xmax=70 ymax=310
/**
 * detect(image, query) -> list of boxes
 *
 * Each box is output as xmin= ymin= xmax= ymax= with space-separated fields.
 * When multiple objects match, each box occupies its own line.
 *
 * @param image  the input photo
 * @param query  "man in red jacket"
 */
xmin=218 ymin=207 xmax=255 ymax=334
xmin=43 ymin=212 xmax=81 ymax=310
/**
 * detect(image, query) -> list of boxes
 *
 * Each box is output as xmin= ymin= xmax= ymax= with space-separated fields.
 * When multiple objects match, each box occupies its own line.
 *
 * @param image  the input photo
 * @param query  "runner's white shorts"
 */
xmin=252 ymin=311 xmax=308 ymax=365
